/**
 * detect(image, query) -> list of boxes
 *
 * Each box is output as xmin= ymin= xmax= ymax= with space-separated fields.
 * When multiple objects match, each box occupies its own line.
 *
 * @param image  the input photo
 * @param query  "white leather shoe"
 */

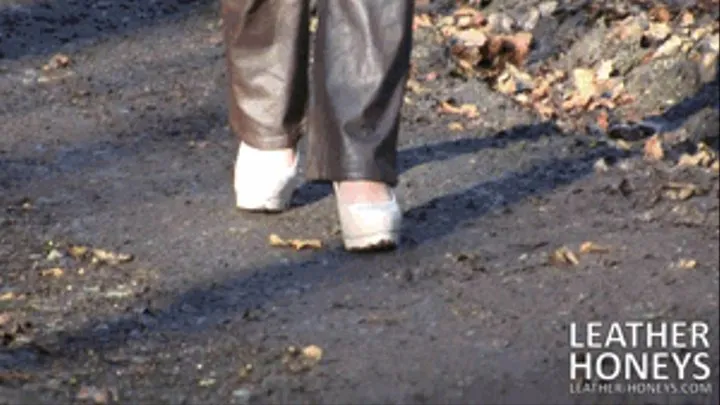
xmin=334 ymin=183 xmax=402 ymax=251
xmin=234 ymin=143 xmax=300 ymax=212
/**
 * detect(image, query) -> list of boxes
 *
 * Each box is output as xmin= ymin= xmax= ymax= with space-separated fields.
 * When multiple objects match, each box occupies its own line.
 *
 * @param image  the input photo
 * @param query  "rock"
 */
xmin=653 ymin=35 xmax=684 ymax=59
xmin=520 ymin=7 xmax=540 ymax=31
xmin=625 ymin=56 xmax=702 ymax=117
xmin=699 ymin=33 xmax=719 ymax=54
xmin=538 ymin=1 xmax=558 ymax=17
xmin=486 ymin=12 xmax=515 ymax=33
xmin=594 ymin=158 xmax=611 ymax=173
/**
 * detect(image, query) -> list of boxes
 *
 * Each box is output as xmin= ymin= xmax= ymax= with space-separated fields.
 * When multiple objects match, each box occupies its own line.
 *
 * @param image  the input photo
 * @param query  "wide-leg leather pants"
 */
xmin=221 ymin=0 xmax=414 ymax=186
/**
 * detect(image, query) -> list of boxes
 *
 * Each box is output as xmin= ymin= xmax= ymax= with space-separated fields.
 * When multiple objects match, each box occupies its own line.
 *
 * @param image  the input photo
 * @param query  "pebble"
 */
xmin=520 ymin=7 xmax=541 ymax=31
xmin=487 ymin=12 xmax=515 ymax=33
xmin=232 ymin=388 xmax=252 ymax=404
xmin=538 ymin=1 xmax=558 ymax=17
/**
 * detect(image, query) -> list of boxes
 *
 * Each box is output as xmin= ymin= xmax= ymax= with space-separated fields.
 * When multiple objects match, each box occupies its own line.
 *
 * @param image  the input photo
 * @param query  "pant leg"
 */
xmin=221 ymin=0 xmax=310 ymax=149
xmin=306 ymin=0 xmax=415 ymax=186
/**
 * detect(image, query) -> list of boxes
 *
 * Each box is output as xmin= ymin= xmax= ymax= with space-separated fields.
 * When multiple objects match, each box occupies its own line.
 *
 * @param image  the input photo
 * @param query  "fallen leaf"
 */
xmin=424 ymin=71 xmax=438 ymax=81
xmin=453 ymin=7 xmax=486 ymax=28
xmin=302 ymin=345 xmax=323 ymax=362
xmin=549 ymin=246 xmax=580 ymax=266
xmin=649 ymin=5 xmax=672 ymax=23
xmin=572 ymin=68 xmax=597 ymax=101
xmin=615 ymin=139 xmax=633 ymax=150
xmin=91 ymin=249 xmax=134 ymax=265
xmin=41 ymin=267 xmax=64 ymax=278
xmin=643 ymin=135 xmax=665 ymax=160
xmin=0 ymin=292 xmax=15 ymax=301
xmin=405 ymin=78 xmax=427 ymax=94
xmin=453 ymin=28 xmax=488 ymax=47
xmin=677 ymin=258 xmax=697 ymax=269
xmin=562 ymin=68 xmax=597 ymax=110
xmin=579 ymin=241 xmax=610 ymax=254
xmin=0 ymin=371 xmax=32 ymax=383
xmin=663 ymin=182 xmax=703 ymax=201
xmin=268 ymin=234 xmax=322 ymax=250
xmin=0 ymin=312 xmax=11 ymax=327
xmin=448 ymin=122 xmax=465 ymax=131
xmin=595 ymin=60 xmax=614 ymax=81
xmin=437 ymin=100 xmax=479 ymax=118
xmin=533 ymin=101 xmax=556 ymax=119
xmin=510 ymin=32 xmax=533 ymax=66
xmin=43 ymin=53 xmax=71 ymax=71
xmin=531 ymin=77 xmax=551 ymax=100
xmin=654 ymin=35 xmax=683 ymax=59
xmin=677 ymin=144 xmax=716 ymax=167
xmin=596 ymin=110 xmax=609 ymax=132
xmin=76 ymin=385 xmax=110 ymax=404
xmin=412 ymin=14 xmax=433 ymax=30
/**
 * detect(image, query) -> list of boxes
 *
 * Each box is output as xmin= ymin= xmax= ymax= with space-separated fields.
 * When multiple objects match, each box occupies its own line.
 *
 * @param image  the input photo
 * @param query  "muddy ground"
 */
xmin=1 ymin=0 xmax=719 ymax=404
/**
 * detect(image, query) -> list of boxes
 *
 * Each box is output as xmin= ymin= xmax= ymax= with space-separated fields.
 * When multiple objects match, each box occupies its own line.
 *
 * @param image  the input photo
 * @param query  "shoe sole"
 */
xmin=236 ymin=197 xmax=291 ymax=213
xmin=343 ymin=232 xmax=400 ymax=252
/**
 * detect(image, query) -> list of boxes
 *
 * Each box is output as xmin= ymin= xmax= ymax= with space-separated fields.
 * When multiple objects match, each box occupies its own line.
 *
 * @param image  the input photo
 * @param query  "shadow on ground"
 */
xmin=0 ymin=0 xmax=216 ymax=60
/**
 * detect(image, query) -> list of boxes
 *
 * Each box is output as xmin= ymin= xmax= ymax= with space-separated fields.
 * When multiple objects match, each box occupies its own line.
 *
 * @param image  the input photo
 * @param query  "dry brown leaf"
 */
xmin=454 ymin=29 xmax=488 ymax=47
xmin=413 ymin=14 xmax=433 ymax=30
xmin=76 ymin=385 xmax=110 ymax=404
xmin=453 ymin=7 xmax=486 ymax=28
xmin=643 ymin=135 xmax=665 ymax=160
xmin=92 ymin=249 xmax=134 ymax=265
xmin=495 ymin=72 xmax=517 ymax=95
xmin=562 ymin=68 xmax=598 ymax=111
xmin=587 ymin=98 xmax=617 ymax=111
xmin=615 ymin=139 xmax=633 ymax=150
xmin=550 ymin=246 xmax=580 ymax=266
xmin=68 ymin=245 xmax=89 ymax=259
xmin=663 ymin=182 xmax=702 ymax=201
xmin=579 ymin=241 xmax=610 ymax=254
xmin=405 ymin=79 xmax=426 ymax=94
xmin=677 ymin=258 xmax=697 ymax=269
xmin=649 ymin=5 xmax=672 ymax=23
xmin=0 ymin=292 xmax=15 ymax=301
xmin=0 ymin=312 xmax=11 ymax=327
xmin=302 ymin=345 xmax=323 ymax=362
xmin=502 ymin=32 xmax=533 ymax=66
xmin=437 ymin=101 xmax=479 ymax=118
xmin=531 ymin=78 xmax=551 ymax=100
xmin=533 ymin=101 xmax=556 ymax=119
xmin=424 ymin=71 xmax=438 ymax=81
xmin=43 ymin=53 xmax=71 ymax=70
xmin=0 ymin=371 xmax=33 ymax=384
xmin=596 ymin=110 xmax=609 ymax=132
xmin=41 ymin=267 xmax=64 ymax=278
xmin=596 ymin=60 xmax=614 ymax=81
xmin=572 ymin=68 xmax=597 ymax=100
xmin=677 ymin=144 xmax=716 ymax=167
xmin=654 ymin=35 xmax=683 ymax=59
xmin=448 ymin=122 xmax=465 ymax=131
xmin=269 ymin=234 xmax=322 ymax=250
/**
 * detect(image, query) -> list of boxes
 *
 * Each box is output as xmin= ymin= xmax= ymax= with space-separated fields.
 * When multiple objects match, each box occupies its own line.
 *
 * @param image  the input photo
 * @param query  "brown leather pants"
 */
xmin=221 ymin=0 xmax=414 ymax=186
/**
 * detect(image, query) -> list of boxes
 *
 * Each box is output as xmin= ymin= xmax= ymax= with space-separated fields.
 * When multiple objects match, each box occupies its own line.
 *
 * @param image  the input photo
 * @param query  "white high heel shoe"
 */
xmin=333 ymin=183 xmax=402 ymax=251
xmin=234 ymin=143 xmax=300 ymax=212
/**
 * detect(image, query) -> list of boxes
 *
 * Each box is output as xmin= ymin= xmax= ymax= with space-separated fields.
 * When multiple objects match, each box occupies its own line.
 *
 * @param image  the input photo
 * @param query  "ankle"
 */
xmin=238 ymin=143 xmax=296 ymax=168
xmin=335 ymin=180 xmax=393 ymax=205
